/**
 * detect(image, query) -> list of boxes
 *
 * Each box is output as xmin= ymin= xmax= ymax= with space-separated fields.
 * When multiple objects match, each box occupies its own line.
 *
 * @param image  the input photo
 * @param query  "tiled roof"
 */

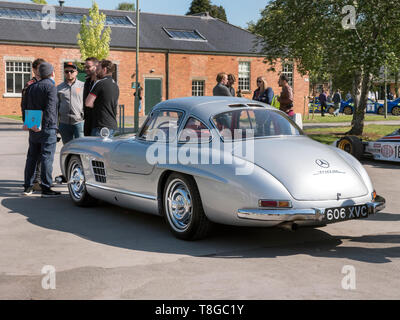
xmin=0 ymin=1 xmax=263 ymax=55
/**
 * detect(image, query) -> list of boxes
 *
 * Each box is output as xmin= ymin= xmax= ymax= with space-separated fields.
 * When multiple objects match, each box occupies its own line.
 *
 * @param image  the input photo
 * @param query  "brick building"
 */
xmin=0 ymin=1 xmax=310 ymax=117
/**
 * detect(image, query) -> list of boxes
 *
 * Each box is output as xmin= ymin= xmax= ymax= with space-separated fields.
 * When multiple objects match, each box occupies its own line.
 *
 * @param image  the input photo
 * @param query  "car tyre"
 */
xmin=327 ymin=106 xmax=335 ymax=115
xmin=67 ymin=155 xmax=96 ymax=206
xmin=337 ymin=136 xmax=364 ymax=160
xmin=392 ymin=106 xmax=400 ymax=116
xmin=377 ymin=106 xmax=384 ymax=115
xmin=163 ymin=173 xmax=213 ymax=240
xmin=343 ymin=106 xmax=353 ymax=115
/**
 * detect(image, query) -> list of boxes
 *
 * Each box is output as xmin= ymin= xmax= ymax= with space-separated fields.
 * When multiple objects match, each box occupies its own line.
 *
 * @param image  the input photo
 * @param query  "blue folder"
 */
xmin=24 ymin=110 xmax=42 ymax=130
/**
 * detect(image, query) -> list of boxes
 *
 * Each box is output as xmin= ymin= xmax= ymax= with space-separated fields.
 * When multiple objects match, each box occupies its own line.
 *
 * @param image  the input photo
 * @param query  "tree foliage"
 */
xmin=31 ymin=0 xmax=47 ymax=4
xmin=252 ymin=0 xmax=400 ymax=134
xmin=187 ymin=0 xmax=228 ymax=22
xmin=209 ymin=5 xmax=227 ymax=22
xmin=116 ymin=2 xmax=135 ymax=11
xmin=77 ymin=2 xmax=111 ymax=61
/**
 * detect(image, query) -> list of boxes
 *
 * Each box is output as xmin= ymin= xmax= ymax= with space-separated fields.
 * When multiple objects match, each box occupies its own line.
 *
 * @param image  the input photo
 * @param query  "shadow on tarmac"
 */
xmin=1 ymin=179 xmax=400 ymax=264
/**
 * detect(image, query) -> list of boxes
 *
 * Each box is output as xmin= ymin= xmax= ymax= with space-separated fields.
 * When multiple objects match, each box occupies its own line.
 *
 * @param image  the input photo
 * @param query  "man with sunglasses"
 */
xmin=57 ymin=62 xmax=84 ymax=144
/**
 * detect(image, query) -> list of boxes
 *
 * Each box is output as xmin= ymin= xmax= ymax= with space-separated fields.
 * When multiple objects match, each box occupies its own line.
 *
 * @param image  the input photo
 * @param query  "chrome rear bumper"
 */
xmin=237 ymin=197 xmax=386 ymax=222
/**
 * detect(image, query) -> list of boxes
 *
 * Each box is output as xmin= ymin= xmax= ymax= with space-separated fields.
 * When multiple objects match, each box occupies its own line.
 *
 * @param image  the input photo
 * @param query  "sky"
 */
xmin=9 ymin=0 xmax=269 ymax=28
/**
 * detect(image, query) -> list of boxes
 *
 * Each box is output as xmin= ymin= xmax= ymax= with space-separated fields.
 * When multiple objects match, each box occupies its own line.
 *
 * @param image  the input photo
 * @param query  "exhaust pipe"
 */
xmin=278 ymin=222 xmax=298 ymax=232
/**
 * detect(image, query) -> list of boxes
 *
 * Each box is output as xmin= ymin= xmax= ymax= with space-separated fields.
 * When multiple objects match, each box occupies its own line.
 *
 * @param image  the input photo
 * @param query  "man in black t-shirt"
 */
xmin=83 ymin=57 xmax=99 ymax=136
xmin=85 ymin=60 xmax=119 ymax=137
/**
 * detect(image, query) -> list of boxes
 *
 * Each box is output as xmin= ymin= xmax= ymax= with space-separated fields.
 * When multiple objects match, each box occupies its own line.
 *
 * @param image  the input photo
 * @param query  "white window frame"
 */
xmin=282 ymin=62 xmax=294 ymax=88
xmin=4 ymin=60 xmax=32 ymax=98
xmin=238 ymin=61 xmax=251 ymax=92
xmin=192 ymin=80 xmax=205 ymax=96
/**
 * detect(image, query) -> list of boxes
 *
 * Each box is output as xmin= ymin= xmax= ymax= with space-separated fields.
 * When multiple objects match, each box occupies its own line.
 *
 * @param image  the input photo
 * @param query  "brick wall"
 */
xmin=0 ymin=43 xmax=310 ymax=117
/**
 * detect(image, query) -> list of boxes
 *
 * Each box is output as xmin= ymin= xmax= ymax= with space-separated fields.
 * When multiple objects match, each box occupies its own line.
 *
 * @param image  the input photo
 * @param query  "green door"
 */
xmin=144 ymin=78 xmax=162 ymax=114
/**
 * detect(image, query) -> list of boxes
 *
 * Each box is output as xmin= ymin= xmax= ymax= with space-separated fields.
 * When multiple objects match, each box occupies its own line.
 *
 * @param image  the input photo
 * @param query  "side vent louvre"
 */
xmin=92 ymin=161 xmax=107 ymax=183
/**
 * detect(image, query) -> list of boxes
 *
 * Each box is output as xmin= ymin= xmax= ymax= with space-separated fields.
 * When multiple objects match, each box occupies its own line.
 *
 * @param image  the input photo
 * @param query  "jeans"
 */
xmin=333 ymin=103 xmax=340 ymax=116
xmin=24 ymin=128 xmax=57 ymax=189
xmin=59 ymin=122 xmax=84 ymax=144
xmin=91 ymin=127 xmax=115 ymax=138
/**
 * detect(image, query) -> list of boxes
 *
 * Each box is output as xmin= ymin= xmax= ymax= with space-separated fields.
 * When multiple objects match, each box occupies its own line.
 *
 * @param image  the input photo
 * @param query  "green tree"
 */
xmin=253 ymin=0 xmax=400 ymax=135
xmin=187 ymin=0 xmax=228 ymax=22
xmin=187 ymin=0 xmax=212 ymax=15
xmin=77 ymin=1 xmax=111 ymax=61
xmin=116 ymin=2 xmax=135 ymax=11
xmin=210 ymin=5 xmax=227 ymax=22
xmin=31 ymin=0 xmax=47 ymax=4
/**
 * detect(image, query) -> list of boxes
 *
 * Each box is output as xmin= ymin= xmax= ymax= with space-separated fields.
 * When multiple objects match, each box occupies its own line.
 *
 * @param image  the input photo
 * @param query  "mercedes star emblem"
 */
xmin=316 ymin=159 xmax=330 ymax=168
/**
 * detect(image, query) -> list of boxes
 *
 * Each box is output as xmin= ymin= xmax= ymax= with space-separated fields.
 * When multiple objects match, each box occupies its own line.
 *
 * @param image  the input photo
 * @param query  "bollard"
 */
xmin=119 ymin=104 xmax=125 ymax=134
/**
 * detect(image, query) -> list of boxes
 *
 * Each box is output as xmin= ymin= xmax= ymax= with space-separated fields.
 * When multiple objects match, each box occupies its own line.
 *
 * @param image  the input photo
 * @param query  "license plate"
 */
xmin=325 ymin=205 xmax=370 ymax=223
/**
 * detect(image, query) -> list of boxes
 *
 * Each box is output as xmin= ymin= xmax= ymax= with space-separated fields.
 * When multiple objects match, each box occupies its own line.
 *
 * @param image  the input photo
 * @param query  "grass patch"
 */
xmin=0 ymin=115 xmax=22 ymax=121
xmin=304 ymin=125 xmax=400 ymax=145
xmin=303 ymin=114 xmax=399 ymax=123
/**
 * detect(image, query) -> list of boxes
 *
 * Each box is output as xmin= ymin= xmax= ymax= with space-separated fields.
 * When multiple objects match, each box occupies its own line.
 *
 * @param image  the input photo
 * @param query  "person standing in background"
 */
xmin=57 ymin=62 xmax=84 ymax=144
xmin=227 ymin=74 xmax=236 ymax=97
xmin=213 ymin=72 xmax=232 ymax=96
xmin=332 ymin=89 xmax=342 ymax=117
xmin=22 ymin=62 xmax=60 ymax=197
xmin=21 ymin=58 xmax=45 ymax=192
xmin=83 ymin=57 xmax=99 ymax=136
xmin=319 ymin=89 xmax=327 ymax=117
xmin=278 ymin=74 xmax=294 ymax=116
xmin=253 ymin=76 xmax=274 ymax=105
xmin=85 ymin=60 xmax=120 ymax=137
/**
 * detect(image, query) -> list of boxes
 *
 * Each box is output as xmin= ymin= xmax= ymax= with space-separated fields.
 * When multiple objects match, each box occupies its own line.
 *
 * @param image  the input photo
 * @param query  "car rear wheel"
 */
xmin=392 ymin=106 xmax=400 ymax=116
xmin=67 ymin=155 xmax=96 ymax=206
xmin=343 ymin=106 xmax=353 ymax=115
xmin=337 ymin=136 xmax=364 ymax=160
xmin=163 ymin=173 xmax=213 ymax=240
xmin=327 ymin=106 xmax=335 ymax=115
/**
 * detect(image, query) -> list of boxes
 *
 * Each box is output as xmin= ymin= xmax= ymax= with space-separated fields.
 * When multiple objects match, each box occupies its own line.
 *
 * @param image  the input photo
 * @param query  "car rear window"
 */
xmin=212 ymin=109 xmax=302 ymax=141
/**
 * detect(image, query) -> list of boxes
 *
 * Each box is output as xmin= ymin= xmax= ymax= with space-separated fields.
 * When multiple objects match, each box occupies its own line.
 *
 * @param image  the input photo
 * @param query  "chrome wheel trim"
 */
xmin=392 ymin=107 xmax=400 ymax=116
xmin=165 ymin=178 xmax=193 ymax=232
xmin=69 ymin=162 xmax=85 ymax=201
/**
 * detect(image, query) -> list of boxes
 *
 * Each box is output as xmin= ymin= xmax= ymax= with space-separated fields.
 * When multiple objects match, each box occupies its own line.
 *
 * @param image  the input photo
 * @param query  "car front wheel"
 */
xmin=163 ymin=173 xmax=213 ymax=240
xmin=67 ymin=155 xmax=96 ymax=206
xmin=337 ymin=136 xmax=364 ymax=160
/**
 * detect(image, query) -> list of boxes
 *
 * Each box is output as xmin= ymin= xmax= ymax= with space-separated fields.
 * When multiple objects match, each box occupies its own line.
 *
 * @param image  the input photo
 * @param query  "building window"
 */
xmin=5 ymin=61 xmax=32 ymax=94
xmin=282 ymin=62 xmax=294 ymax=88
xmin=238 ymin=61 xmax=250 ymax=92
xmin=164 ymin=28 xmax=207 ymax=41
xmin=0 ymin=8 xmax=134 ymax=27
xmin=192 ymin=80 xmax=205 ymax=96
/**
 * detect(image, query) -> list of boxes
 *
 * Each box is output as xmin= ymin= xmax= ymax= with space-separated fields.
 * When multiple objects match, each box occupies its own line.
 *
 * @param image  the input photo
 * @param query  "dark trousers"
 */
xmin=24 ymin=129 xmax=57 ymax=189
xmin=321 ymin=102 xmax=327 ymax=116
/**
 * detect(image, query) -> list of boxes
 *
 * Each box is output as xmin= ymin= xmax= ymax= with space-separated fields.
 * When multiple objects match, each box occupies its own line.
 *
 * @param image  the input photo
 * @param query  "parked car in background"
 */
xmin=377 ymin=97 xmax=400 ymax=116
xmin=339 ymin=98 xmax=382 ymax=115
xmin=309 ymin=97 xmax=336 ymax=114
xmin=336 ymin=128 xmax=400 ymax=162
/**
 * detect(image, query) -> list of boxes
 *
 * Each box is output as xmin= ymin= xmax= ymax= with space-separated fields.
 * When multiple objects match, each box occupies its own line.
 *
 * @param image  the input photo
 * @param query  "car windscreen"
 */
xmin=212 ymin=108 xmax=302 ymax=141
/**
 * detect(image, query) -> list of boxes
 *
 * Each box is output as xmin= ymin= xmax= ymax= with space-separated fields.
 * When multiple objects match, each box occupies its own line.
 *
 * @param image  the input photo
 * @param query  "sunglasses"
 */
xmin=64 ymin=70 xmax=76 ymax=74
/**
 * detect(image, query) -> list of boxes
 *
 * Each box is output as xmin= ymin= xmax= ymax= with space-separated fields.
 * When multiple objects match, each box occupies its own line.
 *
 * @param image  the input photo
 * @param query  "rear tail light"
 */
xmin=259 ymin=200 xmax=292 ymax=208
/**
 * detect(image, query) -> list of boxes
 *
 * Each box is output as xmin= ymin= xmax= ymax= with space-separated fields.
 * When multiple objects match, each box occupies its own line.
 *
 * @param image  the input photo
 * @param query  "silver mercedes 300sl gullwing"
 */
xmin=60 ymin=97 xmax=385 ymax=240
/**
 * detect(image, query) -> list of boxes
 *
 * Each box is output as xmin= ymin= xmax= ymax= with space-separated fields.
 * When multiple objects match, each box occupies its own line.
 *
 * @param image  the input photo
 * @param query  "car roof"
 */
xmin=152 ymin=96 xmax=275 ymax=121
